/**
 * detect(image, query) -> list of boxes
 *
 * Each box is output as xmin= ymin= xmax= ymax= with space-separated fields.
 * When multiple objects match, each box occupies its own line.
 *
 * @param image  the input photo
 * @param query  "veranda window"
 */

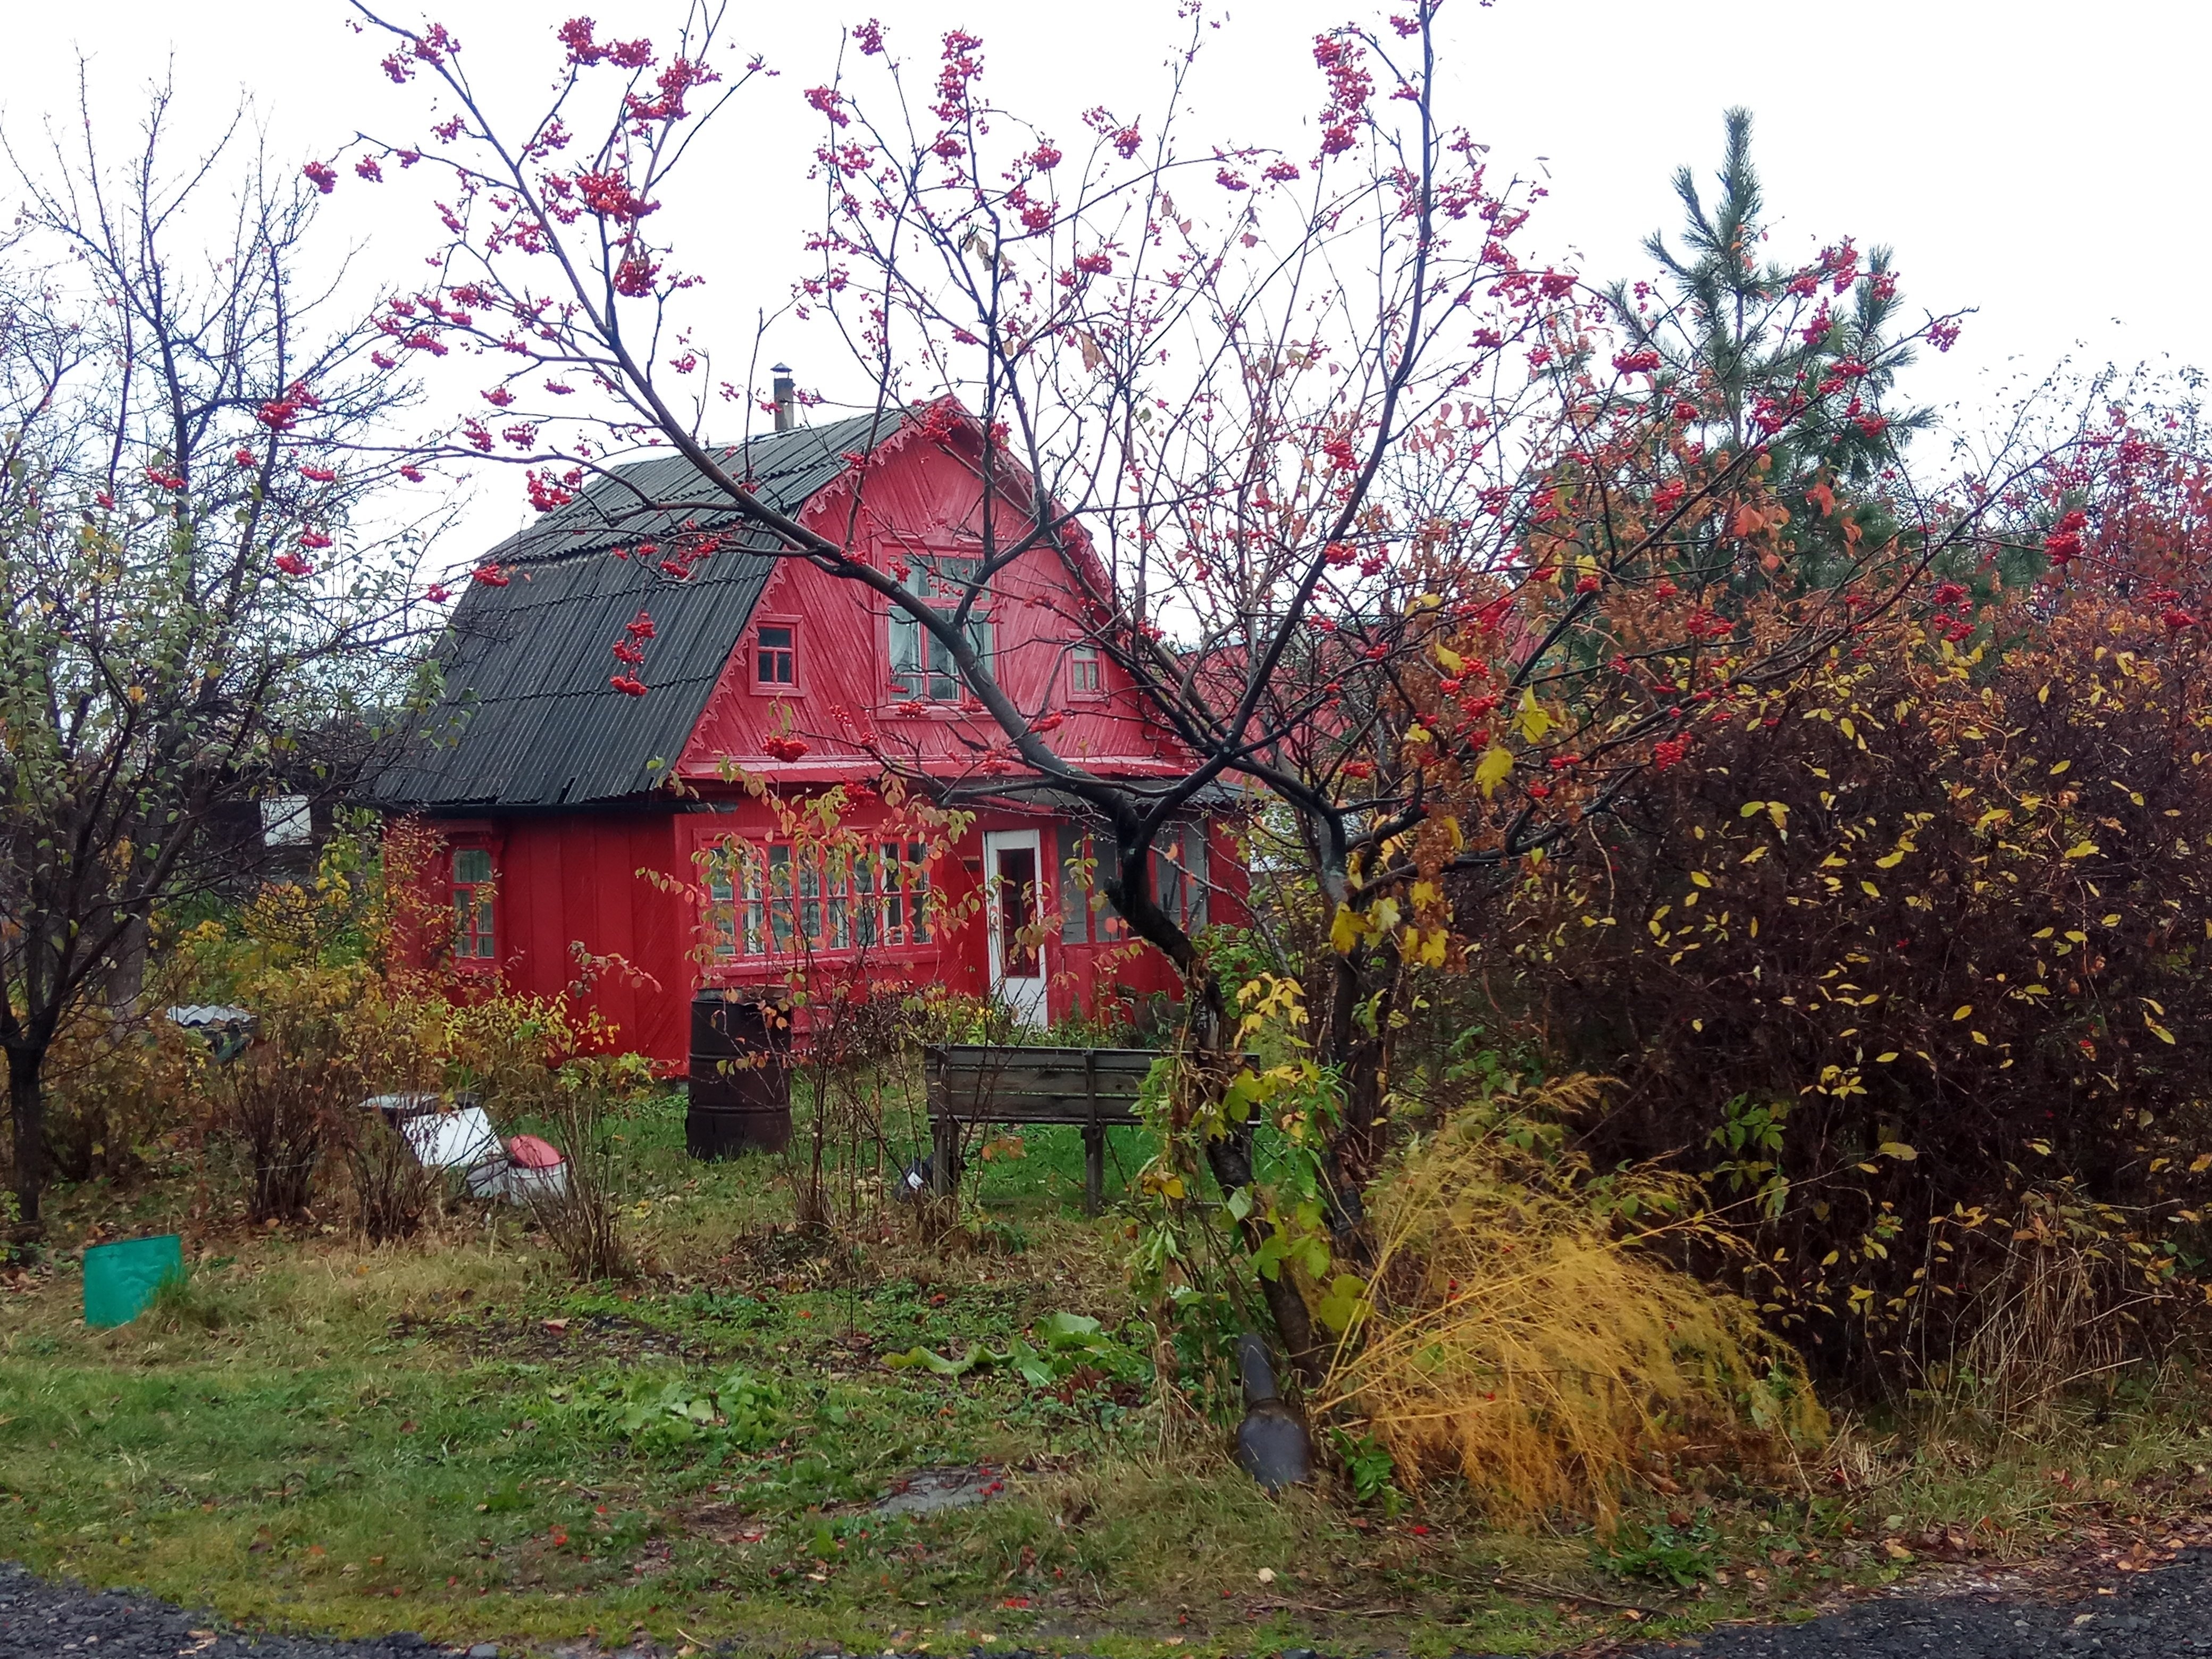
xmin=1056 ymin=823 xmax=1204 ymax=941
xmin=706 ymin=840 xmax=932 ymax=959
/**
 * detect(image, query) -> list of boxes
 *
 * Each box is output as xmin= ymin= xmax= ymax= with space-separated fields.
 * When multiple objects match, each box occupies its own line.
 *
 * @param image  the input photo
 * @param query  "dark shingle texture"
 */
xmin=369 ymin=413 xmax=901 ymax=809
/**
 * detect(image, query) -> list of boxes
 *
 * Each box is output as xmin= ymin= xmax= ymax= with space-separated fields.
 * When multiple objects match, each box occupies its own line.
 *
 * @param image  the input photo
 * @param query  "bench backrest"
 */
xmin=924 ymin=1044 xmax=1167 ymax=1126
xmin=923 ymin=1044 xmax=1259 ymax=1127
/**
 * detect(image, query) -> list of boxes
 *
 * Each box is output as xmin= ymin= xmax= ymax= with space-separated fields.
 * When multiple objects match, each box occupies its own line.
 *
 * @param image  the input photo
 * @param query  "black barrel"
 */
xmin=687 ymin=988 xmax=793 ymax=1157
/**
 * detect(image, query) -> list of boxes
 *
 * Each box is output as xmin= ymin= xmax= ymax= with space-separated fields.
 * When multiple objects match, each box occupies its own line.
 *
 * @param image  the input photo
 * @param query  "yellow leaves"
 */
xmin=2145 ymin=1013 xmax=2177 ymax=1045
xmin=2048 ymin=758 xmax=2072 ymax=776
xmin=1739 ymin=799 xmax=1789 ymax=837
xmin=1139 ymin=1168 xmax=1187 ymax=1201
xmin=2063 ymin=841 xmax=2099 ymax=860
xmin=1432 ymin=643 xmax=1464 ymax=674
xmin=1474 ymin=745 xmax=1514 ymax=798
xmin=1874 ymin=1051 xmax=1899 ymax=1063
xmin=1689 ymin=871 xmax=1712 ymax=889
xmin=2192 ymin=1154 xmax=2212 ymax=1175
xmin=1953 ymin=1004 xmax=1973 ymax=1021
xmin=1874 ymin=849 xmax=1907 ymax=868
xmin=1878 ymin=1142 xmax=1917 ymax=1161
xmin=1414 ymin=929 xmax=1448 ymax=968
xmin=1515 ymin=690 xmax=1553 ymax=742
xmin=1329 ymin=904 xmax=1365 ymax=955
xmin=1860 ymin=881 xmax=1881 ymax=899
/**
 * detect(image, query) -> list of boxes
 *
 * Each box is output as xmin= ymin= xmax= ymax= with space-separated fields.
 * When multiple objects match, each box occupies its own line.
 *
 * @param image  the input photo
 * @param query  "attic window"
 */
xmin=755 ymin=623 xmax=797 ymax=688
xmin=1068 ymin=645 xmax=1102 ymax=697
xmin=890 ymin=558 xmax=992 ymax=702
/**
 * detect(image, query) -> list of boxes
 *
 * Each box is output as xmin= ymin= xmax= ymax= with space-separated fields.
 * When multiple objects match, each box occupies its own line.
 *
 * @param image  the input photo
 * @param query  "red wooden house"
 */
xmin=369 ymin=404 xmax=1243 ymax=1071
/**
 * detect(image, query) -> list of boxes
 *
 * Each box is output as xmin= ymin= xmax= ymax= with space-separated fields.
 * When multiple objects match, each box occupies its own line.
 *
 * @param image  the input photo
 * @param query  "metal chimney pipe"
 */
xmin=771 ymin=364 xmax=796 ymax=432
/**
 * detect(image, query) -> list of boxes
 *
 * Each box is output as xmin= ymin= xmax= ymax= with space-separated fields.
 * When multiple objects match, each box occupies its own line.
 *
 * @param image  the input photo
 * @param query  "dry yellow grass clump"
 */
xmin=1323 ymin=1084 xmax=1827 ymax=1528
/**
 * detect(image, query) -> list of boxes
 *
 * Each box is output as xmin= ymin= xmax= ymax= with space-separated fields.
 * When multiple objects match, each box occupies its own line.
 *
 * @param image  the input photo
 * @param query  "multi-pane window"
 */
xmin=755 ymin=624 xmax=796 ymax=688
xmin=1069 ymin=645 xmax=1102 ymax=696
xmin=889 ymin=558 xmax=993 ymax=701
xmin=706 ymin=840 xmax=931 ymax=959
xmin=1057 ymin=825 xmax=1127 ymax=944
xmin=453 ymin=848 xmax=496 ymax=962
xmin=1058 ymin=823 xmax=1205 ymax=942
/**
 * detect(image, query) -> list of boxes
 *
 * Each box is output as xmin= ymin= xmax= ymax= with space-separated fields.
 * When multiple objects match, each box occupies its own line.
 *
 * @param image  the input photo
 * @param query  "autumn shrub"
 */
xmin=38 ymin=1007 xmax=194 ymax=1185
xmin=1323 ymin=1074 xmax=1825 ymax=1528
xmin=522 ymin=1069 xmax=636 ymax=1282
xmin=203 ymin=966 xmax=367 ymax=1222
xmin=1481 ymin=588 xmax=2212 ymax=1393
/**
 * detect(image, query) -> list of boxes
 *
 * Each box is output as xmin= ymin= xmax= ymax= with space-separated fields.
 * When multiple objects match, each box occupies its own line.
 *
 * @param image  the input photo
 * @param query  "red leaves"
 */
xmin=762 ymin=735 xmax=810 ymax=761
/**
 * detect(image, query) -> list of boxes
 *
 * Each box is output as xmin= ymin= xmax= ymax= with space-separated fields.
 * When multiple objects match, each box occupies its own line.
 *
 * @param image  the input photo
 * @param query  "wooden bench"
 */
xmin=924 ymin=1045 xmax=1165 ymax=1215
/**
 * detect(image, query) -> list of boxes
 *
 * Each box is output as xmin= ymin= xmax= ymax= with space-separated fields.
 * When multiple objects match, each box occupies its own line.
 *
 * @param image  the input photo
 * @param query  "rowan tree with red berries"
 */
xmin=343 ymin=2 xmax=2018 ymax=1379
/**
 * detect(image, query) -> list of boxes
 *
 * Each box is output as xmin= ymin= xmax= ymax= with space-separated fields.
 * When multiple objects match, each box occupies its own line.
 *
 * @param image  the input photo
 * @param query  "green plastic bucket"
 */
xmin=82 ymin=1234 xmax=184 ymax=1328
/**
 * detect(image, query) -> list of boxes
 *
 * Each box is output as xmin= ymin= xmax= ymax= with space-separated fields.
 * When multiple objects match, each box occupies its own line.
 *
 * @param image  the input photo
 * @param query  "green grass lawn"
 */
xmin=5 ymin=1091 xmax=2210 ymax=1657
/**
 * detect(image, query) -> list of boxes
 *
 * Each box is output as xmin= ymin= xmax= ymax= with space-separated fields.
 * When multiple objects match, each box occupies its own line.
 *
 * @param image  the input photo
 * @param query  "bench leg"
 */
xmin=932 ymin=1116 xmax=959 ymax=1197
xmin=1083 ymin=1125 xmax=1105 ymax=1217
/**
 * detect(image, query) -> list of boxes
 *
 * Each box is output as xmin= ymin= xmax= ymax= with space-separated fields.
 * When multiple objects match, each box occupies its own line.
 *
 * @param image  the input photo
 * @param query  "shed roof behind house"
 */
xmin=368 ymin=410 xmax=903 ymax=810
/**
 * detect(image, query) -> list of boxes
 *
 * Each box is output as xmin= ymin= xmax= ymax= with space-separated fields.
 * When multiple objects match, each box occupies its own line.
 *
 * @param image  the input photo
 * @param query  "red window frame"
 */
xmin=1068 ymin=643 xmax=1105 ymax=699
xmin=451 ymin=845 xmax=498 ymax=969
xmin=699 ymin=836 xmax=934 ymax=962
xmin=748 ymin=615 xmax=803 ymax=695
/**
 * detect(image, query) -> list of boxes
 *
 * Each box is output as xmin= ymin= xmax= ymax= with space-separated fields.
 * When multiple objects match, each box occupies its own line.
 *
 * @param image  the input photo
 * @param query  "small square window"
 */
xmin=756 ymin=624 xmax=796 ymax=687
xmin=1069 ymin=645 xmax=1102 ymax=696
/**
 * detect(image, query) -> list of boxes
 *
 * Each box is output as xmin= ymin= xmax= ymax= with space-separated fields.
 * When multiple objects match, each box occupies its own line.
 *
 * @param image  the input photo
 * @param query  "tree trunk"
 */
xmin=7 ymin=1042 xmax=46 ymax=1230
xmin=1201 ymin=1127 xmax=1327 ymax=1389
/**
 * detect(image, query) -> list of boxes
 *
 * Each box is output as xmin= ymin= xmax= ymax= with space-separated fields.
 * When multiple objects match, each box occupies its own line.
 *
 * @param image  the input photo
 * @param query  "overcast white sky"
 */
xmin=3 ymin=0 xmax=2198 ymax=557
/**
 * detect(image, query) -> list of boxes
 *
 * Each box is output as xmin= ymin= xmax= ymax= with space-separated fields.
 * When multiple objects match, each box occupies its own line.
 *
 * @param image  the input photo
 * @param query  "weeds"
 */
xmin=1325 ymin=1085 xmax=1827 ymax=1529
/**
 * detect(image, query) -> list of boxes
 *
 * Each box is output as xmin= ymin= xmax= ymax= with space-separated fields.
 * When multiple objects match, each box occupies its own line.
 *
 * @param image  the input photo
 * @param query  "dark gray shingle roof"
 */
xmin=368 ymin=412 xmax=902 ymax=810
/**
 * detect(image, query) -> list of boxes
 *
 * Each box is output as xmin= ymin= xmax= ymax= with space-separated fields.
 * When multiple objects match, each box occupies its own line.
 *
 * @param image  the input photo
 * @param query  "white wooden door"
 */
xmin=981 ymin=828 xmax=1048 ymax=1027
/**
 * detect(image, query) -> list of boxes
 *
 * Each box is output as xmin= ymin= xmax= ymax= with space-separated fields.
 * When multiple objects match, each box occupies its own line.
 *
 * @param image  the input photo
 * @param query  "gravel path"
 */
xmin=1633 ymin=1548 xmax=2212 ymax=1657
xmin=7 ymin=1552 xmax=2212 ymax=1658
